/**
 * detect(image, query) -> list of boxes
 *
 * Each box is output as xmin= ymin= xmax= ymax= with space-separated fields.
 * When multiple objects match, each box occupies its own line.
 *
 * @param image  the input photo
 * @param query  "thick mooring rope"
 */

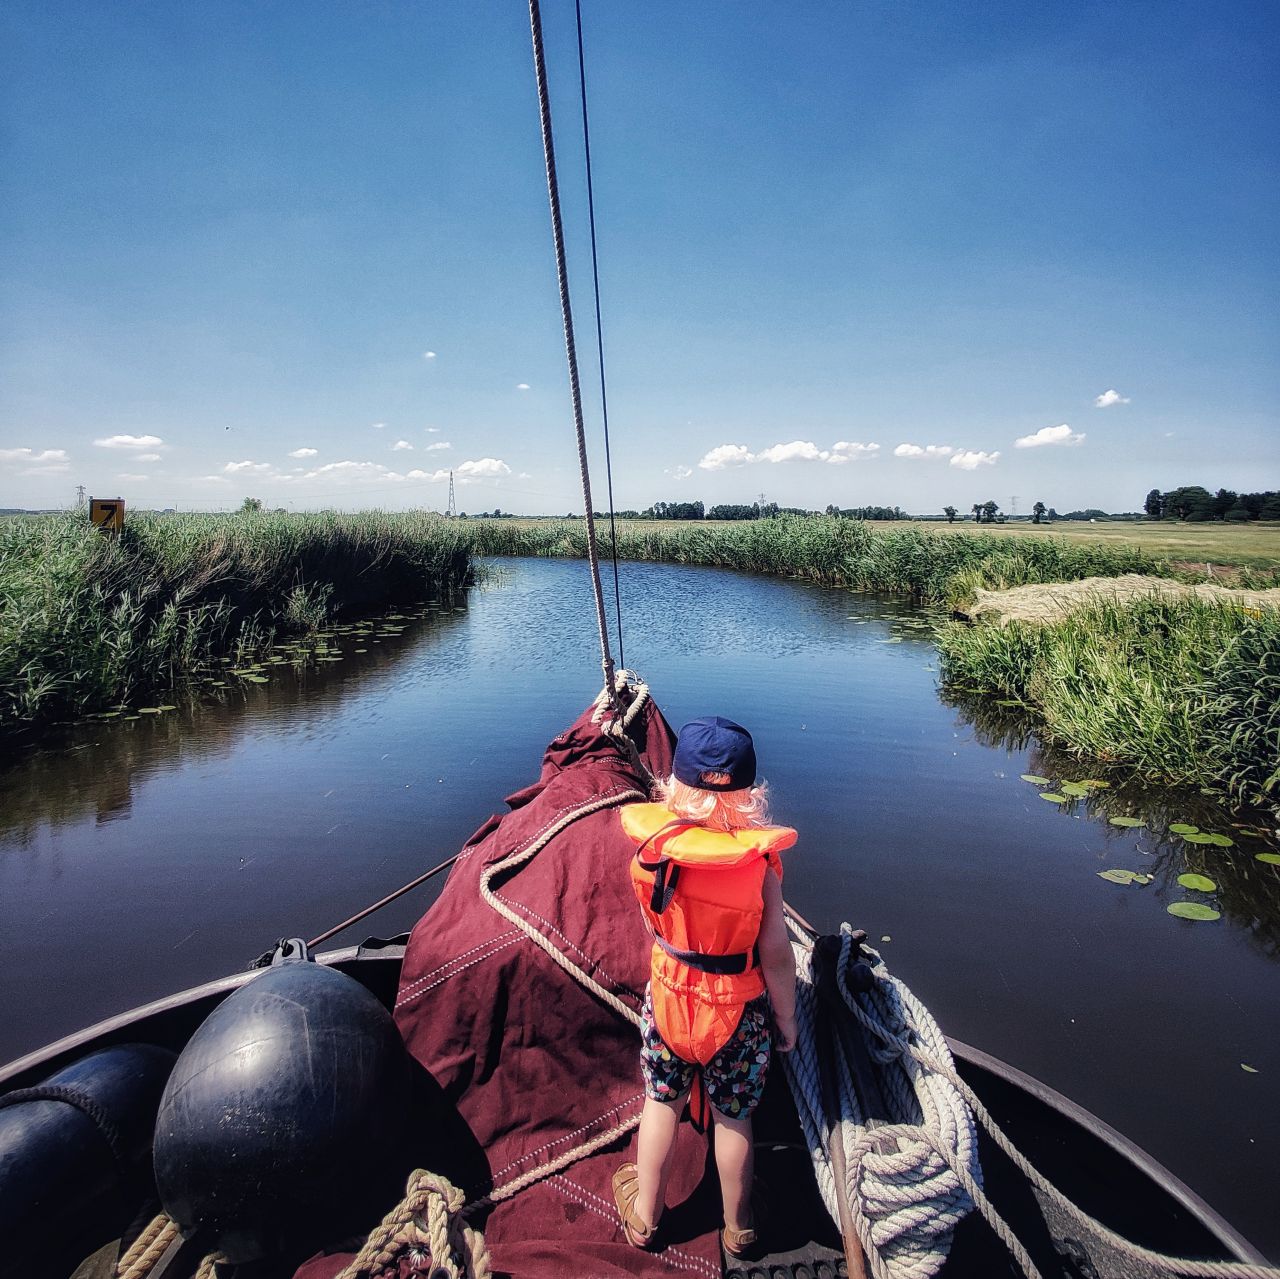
xmin=784 ymin=922 xmax=1280 ymax=1279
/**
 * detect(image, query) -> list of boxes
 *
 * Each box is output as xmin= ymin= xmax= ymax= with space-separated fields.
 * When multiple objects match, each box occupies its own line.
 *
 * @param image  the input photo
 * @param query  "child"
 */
xmin=613 ymin=716 xmax=798 ymax=1258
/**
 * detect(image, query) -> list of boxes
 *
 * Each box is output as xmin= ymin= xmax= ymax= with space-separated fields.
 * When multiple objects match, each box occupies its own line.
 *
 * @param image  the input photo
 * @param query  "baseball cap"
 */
xmin=672 ymin=717 xmax=757 ymax=792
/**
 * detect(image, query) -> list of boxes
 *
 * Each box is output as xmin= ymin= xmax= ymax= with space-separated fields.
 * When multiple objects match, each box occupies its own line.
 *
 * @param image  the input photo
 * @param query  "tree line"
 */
xmin=1144 ymin=487 xmax=1280 ymax=522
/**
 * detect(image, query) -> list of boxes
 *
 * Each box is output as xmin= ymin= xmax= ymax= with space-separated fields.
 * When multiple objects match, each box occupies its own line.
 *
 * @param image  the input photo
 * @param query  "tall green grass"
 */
xmin=0 ymin=511 xmax=471 ymax=735
xmin=464 ymin=517 xmax=1162 ymax=604
xmin=937 ymin=597 xmax=1280 ymax=810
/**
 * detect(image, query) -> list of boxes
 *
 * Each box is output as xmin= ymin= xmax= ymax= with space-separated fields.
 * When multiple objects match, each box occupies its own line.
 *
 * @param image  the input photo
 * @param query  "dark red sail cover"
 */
xmin=297 ymin=693 xmax=725 ymax=1279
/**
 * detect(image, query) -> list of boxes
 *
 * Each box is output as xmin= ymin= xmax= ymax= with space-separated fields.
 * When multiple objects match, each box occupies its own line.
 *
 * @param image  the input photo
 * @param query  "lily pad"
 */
xmin=1255 ymin=853 xmax=1280 ymax=866
xmin=244 ymin=675 xmax=269 ymax=683
xmin=1169 ymin=823 xmax=1199 ymax=836
xmin=1097 ymin=869 xmax=1152 ymax=885
xmin=1242 ymin=1064 xmax=1259 ymax=1073
xmin=1177 ymin=873 xmax=1218 ymax=892
xmin=1202 ymin=833 xmax=1234 ymax=848
xmin=1060 ymin=782 xmax=1091 ymax=798
xmin=1182 ymin=832 xmax=1218 ymax=845
xmin=1080 ymin=779 xmax=1110 ymax=789
xmin=1020 ymin=774 xmax=1050 ymax=785
xmin=1039 ymin=793 xmax=1068 ymax=804
xmin=1166 ymin=902 xmax=1221 ymax=922
xmin=1108 ymin=816 xmax=1145 ymax=828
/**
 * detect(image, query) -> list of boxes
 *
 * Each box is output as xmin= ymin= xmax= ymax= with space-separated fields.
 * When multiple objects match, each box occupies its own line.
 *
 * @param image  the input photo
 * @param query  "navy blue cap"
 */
xmin=673 ymin=717 xmax=757 ymax=792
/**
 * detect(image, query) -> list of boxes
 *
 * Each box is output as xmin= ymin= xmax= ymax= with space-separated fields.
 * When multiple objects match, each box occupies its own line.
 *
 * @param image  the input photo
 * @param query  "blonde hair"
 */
xmin=655 ymin=774 xmax=772 ymax=832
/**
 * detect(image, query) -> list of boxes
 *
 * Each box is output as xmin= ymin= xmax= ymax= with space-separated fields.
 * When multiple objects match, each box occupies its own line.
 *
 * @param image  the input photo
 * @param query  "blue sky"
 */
xmin=2 ymin=1 xmax=1276 ymax=514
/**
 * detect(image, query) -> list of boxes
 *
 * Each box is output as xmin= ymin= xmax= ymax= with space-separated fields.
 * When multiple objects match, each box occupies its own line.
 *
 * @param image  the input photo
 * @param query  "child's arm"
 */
xmin=758 ymin=870 xmax=797 ymax=1052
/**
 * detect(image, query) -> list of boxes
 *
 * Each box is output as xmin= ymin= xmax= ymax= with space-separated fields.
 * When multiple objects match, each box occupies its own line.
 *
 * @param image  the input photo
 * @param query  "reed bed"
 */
xmin=0 ymin=511 xmax=471 ymax=736
xmin=464 ymin=517 xmax=1163 ymax=605
xmin=937 ymin=597 xmax=1280 ymax=810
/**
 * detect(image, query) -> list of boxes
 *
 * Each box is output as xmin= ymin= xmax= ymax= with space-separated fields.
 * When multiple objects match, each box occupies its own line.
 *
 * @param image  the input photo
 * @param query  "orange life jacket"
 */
xmin=622 ymin=802 xmax=797 ymax=1066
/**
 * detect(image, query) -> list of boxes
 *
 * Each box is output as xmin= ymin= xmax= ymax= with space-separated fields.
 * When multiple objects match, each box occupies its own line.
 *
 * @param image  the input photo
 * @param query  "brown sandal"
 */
xmin=612 ymin=1162 xmax=660 ymax=1249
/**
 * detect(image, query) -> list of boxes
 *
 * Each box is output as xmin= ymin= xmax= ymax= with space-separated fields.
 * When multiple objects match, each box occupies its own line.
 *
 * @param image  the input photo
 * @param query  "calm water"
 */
xmin=1 ymin=558 xmax=1277 ymax=1258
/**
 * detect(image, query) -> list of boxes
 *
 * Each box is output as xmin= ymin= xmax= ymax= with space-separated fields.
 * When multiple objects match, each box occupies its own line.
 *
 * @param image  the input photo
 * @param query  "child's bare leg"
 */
xmin=634 ymin=1094 xmax=684 ymax=1229
xmin=713 ymin=1111 xmax=755 ymax=1232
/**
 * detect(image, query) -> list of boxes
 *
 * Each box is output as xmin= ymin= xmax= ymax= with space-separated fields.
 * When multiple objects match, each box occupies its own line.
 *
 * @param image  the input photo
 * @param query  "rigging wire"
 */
xmin=526 ymin=0 xmax=618 ymax=706
xmin=574 ymin=0 xmax=625 ymax=671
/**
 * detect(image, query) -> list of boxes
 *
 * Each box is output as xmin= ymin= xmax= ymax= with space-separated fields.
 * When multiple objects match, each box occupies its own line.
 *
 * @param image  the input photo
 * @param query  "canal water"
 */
xmin=1 ymin=557 xmax=1276 ymax=1259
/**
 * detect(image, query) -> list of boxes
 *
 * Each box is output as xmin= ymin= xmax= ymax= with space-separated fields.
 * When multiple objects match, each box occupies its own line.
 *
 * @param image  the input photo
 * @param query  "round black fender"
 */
xmin=153 ymin=941 xmax=413 ymax=1264
xmin=0 ymin=1043 xmax=176 ymax=1275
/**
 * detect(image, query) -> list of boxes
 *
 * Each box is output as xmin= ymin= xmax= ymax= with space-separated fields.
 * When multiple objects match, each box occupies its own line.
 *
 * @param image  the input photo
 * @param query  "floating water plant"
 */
xmin=1059 ymin=781 xmax=1091 ymax=798
xmin=1039 ymin=793 xmax=1068 ymax=803
xmin=1166 ymin=902 xmax=1221 ymax=922
xmin=1097 ymin=869 xmax=1153 ymax=885
xmin=1020 ymin=774 xmax=1050 ymax=784
xmin=1177 ymin=873 xmax=1218 ymax=892
xmin=1108 ymin=816 xmax=1145 ymax=828
xmin=1256 ymin=853 xmax=1280 ymax=866
xmin=1169 ymin=823 xmax=1199 ymax=835
xmin=1182 ymin=832 xmax=1233 ymax=847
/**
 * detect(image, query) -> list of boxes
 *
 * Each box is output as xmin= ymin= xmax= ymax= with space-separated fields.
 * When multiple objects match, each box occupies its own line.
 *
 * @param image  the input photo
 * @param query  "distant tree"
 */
xmin=1212 ymin=488 xmax=1238 ymax=520
xmin=1163 ymin=486 xmax=1214 ymax=521
xmin=1143 ymin=488 xmax=1163 ymax=519
xmin=943 ymin=505 xmax=957 ymax=523
xmin=981 ymin=500 xmax=999 ymax=524
xmin=240 ymin=496 xmax=263 ymax=513
xmin=971 ymin=503 xmax=982 ymax=522
xmin=1032 ymin=501 xmax=1046 ymax=524
xmin=1261 ymin=494 xmax=1280 ymax=520
xmin=1225 ymin=503 xmax=1251 ymax=523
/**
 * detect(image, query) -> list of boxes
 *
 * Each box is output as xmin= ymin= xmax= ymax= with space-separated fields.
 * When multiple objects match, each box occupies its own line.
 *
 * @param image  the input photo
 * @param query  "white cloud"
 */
xmin=516 ymin=383 xmax=530 ymax=391
xmin=288 ymin=447 xmax=318 ymax=459
xmin=756 ymin=440 xmax=827 ymax=465
xmin=134 ymin=452 xmax=162 ymax=463
xmin=423 ymin=351 xmax=437 ymax=360
xmin=699 ymin=444 xmax=755 ymax=471
xmin=0 ymin=447 xmax=70 ymax=470
xmin=1014 ymin=424 xmax=1085 ymax=449
xmin=94 ymin=434 xmax=163 ymax=451
xmin=1094 ymin=389 xmax=1130 ymax=408
xmin=371 ymin=422 xmax=386 ymax=430
xmin=666 ymin=464 xmax=693 ymax=480
xmin=425 ymin=441 xmax=451 ymax=451
xmin=828 ymin=441 xmax=879 ymax=463
xmin=949 ymin=449 xmax=1000 ymax=470
xmin=223 ymin=460 xmax=272 ymax=474
xmin=425 ymin=426 xmax=441 ymax=433
xmin=457 ymin=457 xmax=511 ymax=480
xmin=894 ymin=443 xmax=954 ymax=460
xmin=392 ymin=439 xmax=413 ymax=451
xmin=117 ymin=472 xmax=148 ymax=483
xmin=198 ymin=474 xmax=230 ymax=484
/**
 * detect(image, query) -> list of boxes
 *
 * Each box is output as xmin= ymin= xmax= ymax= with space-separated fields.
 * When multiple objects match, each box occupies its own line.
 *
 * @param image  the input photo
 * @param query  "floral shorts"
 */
xmin=639 ymin=985 xmax=771 ymax=1119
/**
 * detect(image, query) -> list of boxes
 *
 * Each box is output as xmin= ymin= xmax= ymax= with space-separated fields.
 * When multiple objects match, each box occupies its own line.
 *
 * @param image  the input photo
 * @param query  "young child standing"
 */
xmin=614 ymin=716 xmax=798 ymax=1258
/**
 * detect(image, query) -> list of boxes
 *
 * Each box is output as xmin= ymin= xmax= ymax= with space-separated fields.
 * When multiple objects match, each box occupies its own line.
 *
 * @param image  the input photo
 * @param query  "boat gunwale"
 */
xmin=0 ymin=943 xmax=1266 ymax=1267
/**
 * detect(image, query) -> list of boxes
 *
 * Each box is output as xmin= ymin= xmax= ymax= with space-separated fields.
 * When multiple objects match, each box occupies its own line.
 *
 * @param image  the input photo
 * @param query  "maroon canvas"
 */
xmin=297 ymin=693 xmax=725 ymax=1279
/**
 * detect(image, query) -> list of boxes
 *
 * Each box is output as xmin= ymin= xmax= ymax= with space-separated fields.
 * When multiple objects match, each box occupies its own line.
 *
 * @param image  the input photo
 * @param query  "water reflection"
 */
xmin=946 ymin=688 xmax=1280 ymax=958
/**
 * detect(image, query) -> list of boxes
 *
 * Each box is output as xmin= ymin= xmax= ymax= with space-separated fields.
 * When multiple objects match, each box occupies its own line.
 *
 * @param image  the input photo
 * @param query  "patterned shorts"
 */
xmin=639 ymin=984 xmax=771 ymax=1119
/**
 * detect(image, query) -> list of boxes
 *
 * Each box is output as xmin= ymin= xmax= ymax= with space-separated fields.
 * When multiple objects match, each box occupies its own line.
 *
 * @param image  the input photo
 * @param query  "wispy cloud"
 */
xmin=1094 ymin=389 xmax=1130 ymax=408
xmin=949 ymin=449 xmax=1000 ymax=470
xmin=224 ymin=460 xmax=272 ymax=474
xmin=425 ymin=426 xmax=441 ymax=434
xmin=425 ymin=441 xmax=451 ymax=452
xmin=134 ymin=452 xmax=162 ymax=463
xmin=94 ymin=433 xmax=163 ymax=451
xmin=666 ymin=464 xmax=693 ymax=480
xmin=1 ymin=447 xmax=70 ymax=467
xmin=288 ymin=447 xmax=318 ymax=459
xmin=1014 ymin=424 xmax=1084 ymax=449
xmin=392 ymin=439 xmax=413 ymax=451
xmin=371 ymin=422 xmax=386 ymax=430
xmin=698 ymin=440 xmax=879 ymax=470
xmin=894 ymin=443 xmax=954 ymax=460
xmin=516 ymin=383 xmax=530 ymax=391
xmin=117 ymin=472 xmax=149 ymax=483
xmin=423 ymin=351 xmax=437 ymax=360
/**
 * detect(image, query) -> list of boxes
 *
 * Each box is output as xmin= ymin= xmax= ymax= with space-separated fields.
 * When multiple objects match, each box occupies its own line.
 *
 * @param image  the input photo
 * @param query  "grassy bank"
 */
xmin=463 ymin=516 xmax=1167 ymax=606
xmin=0 ymin=511 xmax=471 ymax=736
xmin=937 ymin=597 xmax=1280 ymax=811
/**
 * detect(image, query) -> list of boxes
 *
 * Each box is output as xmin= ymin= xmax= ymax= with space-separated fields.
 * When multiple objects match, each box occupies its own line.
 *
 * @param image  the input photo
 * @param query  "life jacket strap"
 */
xmin=653 ymin=933 xmax=758 ymax=976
